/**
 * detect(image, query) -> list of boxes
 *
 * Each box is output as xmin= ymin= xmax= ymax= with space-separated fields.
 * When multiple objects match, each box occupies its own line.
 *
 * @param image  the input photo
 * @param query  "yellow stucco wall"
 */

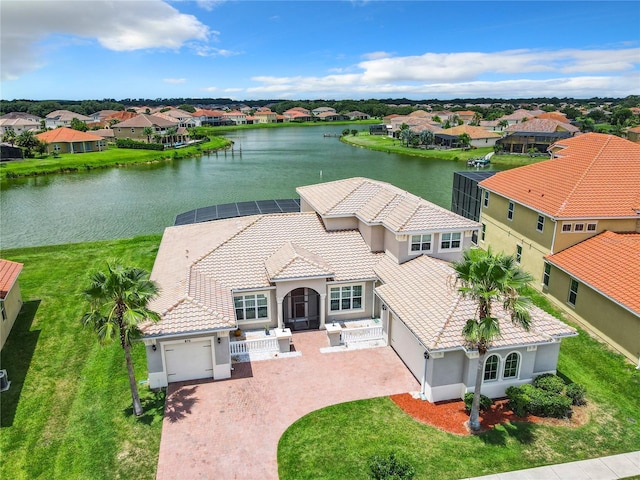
xmin=479 ymin=192 xmax=554 ymax=284
xmin=553 ymin=218 xmax=640 ymax=252
xmin=545 ymin=265 xmax=640 ymax=363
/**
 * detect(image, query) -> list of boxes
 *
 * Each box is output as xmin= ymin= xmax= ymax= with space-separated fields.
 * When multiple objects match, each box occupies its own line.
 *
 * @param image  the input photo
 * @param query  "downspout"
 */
xmin=420 ymin=350 xmax=430 ymax=400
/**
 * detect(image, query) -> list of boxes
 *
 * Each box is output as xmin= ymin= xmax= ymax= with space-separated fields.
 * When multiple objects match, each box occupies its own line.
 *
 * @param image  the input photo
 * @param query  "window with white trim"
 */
xmin=516 ymin=245 xmax=522 ymax=264
xmin=536 ymin=215 xmax=545 ymax=232
xmin=330 ymin=285 xmax=363 ymax=312
xmin=568 ymin=279 xmax=579 ymax=307
xmin=481 ymin=223 xmax=486 ymax=242
xmin=484 ymin=354 xmax=499 ymax=381
xmin=507 ymin=202 xmax=514 ymax=220
xmin=503 ymin=352 xmax=520 ymax=379
xmin=562 ymin=223 xmax=572 ymax=232
xmin=440 ymin=232 xmax=462 ymax=250
xmin=234 ymin=293 xmax=268 ymax=321
xmin=410 ymin=234 xmax=432 ymax=253
xmin=574 ymin=223 xmax=584 ymax=232
xmin=483 ymin=190 xmax=489 ymax=207
xmin=586 ymin=223 xmax=597 ymax=232
xmin=543 ymin=263 xmax=551 ymax=287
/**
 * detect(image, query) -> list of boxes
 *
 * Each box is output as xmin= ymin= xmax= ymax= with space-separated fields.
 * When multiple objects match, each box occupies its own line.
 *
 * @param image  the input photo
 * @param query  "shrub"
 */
xmin=506 ymin=385 xmax=531 ymax=417
xmin=533 ymin=373 xmax=565 ymax=394
xmin=115 ymin=138 xmax=164 ymax=151
xmin=566 ymin=383 xmax=587 ymax=406
xmin=464 ymin=392 xmax=493 ymax=412
xmin=506 ymin=384 xmax=572 ymax=418
xmin=369 ymin=453 xmax=415 ymax=480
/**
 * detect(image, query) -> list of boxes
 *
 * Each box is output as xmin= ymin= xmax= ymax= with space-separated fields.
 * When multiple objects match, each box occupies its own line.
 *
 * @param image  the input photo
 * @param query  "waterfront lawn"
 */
xmin=0 ymin=136 xmax=231 ymax=179
xmin=278 ymin=294 xmax=640 ymax=480
xmin=0 ymin=235 xmax=164 ymax=480
xmin=342 ymin=132 xmax=546 ymax=166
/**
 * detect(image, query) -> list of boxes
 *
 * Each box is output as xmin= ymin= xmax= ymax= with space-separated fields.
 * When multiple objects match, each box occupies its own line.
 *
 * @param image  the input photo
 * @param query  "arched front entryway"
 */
xmin=283 ymin=288 xmax=321 ymax=331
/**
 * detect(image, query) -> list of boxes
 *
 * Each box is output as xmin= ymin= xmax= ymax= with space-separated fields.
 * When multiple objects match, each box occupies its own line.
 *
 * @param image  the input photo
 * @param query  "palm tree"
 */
xmin=452 ymin=248 xmax=533 ymax=432
xmin=81 ymin=262 xmax=159 ymax=416
xmin=16 ymin=130 xmax=41 ymax=157
xmin=142 ymin=126 xmax=154 ymax=144
xmin=458 ymin=133 xmax=471 ymax=149
xmin=418 ymin=129 xmax=434 ymax=147
xmin=497 ymin=119 xmax=509 ymax=131
xmin=166 ymin=127 xmax=177 ymax=146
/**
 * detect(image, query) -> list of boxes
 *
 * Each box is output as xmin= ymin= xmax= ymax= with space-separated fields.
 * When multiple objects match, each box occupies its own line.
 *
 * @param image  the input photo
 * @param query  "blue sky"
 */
xmin=1 ymin=0 xmax=639 ymax=101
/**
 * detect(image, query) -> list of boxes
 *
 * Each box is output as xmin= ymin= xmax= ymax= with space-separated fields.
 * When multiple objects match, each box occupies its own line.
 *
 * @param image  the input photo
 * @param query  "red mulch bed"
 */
xmin=390 ymin=393 xmax=581 ymax=436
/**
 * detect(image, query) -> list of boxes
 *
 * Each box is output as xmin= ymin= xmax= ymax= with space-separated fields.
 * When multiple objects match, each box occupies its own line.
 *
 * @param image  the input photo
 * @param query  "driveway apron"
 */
xmin=156 ymin=330 xmax=419 ymax=479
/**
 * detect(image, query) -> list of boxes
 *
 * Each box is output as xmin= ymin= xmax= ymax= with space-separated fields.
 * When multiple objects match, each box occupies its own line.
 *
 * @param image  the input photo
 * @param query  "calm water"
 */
xmin=1 ymin=124 xmax=507 ymax=249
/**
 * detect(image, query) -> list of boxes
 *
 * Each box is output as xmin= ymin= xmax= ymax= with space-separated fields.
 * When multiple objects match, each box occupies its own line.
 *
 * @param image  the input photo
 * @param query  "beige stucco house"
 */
xmin=36 ymin=127 xmax=106 ymax=154
xmin=142 ymin=178 xmax=575 ymax=401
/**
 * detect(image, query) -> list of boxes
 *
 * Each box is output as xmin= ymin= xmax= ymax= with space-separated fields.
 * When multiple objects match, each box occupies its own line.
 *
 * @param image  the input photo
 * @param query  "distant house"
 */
xmin=312 ymin=106 xmax=336 ymax=116
xmin=36 ymin=127 xmax=106 ymax=154
xmin=316 ymin=112 xmax=346 ymax=121
xmin=454 ymin=110 xmax=477 ymax=123
xmin=346 ymin=111 xmax=370 ymax=120
xmin=284 ymin=111 xmax=313 ymax=122
xmin=157 ymin=109 xmax=197 ymax=128
xmin=0 ymin=259 xmax=24 ymax=351
xmin=254 ymin=111 xmax=278 ymax=124
xmin=625 ymin=126 xmax=640 ymax=143
xmin=45 ymin=110 xmax=92 ymax=129
xmin=112 ymin=114 xmax=182 ymax=144
xmin=223 ymin=110 xmax=248 ymax=125
xmin=499 ymin=109 xmax=545 ymax=126
xmin=436 ymin=125 xmax=501 ymax=148
xmin=0 ymin=112 xmax=42 ymax=135
xmin=498 ymin=119 xmax=579 ymax=154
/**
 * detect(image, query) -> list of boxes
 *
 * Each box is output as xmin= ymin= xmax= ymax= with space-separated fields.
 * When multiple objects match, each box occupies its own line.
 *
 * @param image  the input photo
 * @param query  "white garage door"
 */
xmin=390 ymin=316 xmax=424 ymax=381
xmin=164 ymin=339 xmax=214 ymax=383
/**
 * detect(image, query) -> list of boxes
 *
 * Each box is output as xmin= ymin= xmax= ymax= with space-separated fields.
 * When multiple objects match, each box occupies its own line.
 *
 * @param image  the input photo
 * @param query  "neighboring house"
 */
xmin=112 ymin=114 xmax=181 ymax=144
xmin=625 ymin=126 xmax=640 ymax=143
xmin=346 ymin=111 xmax=371 ymax=120
xmin=284 ymin=111 xmax=313 ymax=122
xmin=89 ymin=110 xmax=118 ymax=122
xmin=454 ymin=110 xmax=476 ymax=123
xmin=498 ymin=119 xmax=580 ymax=154
xmin=157 ymin=109 xmax=197 ymax=128
xmin=0 ymin=113 xmax=42 ymax=135
xmin=141 ymin=177 xmax=575 ymax=401
xmin=436 ymin=125 xmax=501 ymax=148
xmin=312 ymin=106 xmax=336 ymax=116
xmin=284 ymin=107 xmax=311 ymax=116
xmin=544 ymin=232 xmax=640 ymax=364
xmin=222 ymin=110 xmax=248 ymax=125
xmin=478 ymin=133 xmax=640 ymax=363
xmin=253 ymin=111 xmax=278 ymax=124
xmin=479 ymin=120 xmax=502 ymax=132
xmin=498 ymin=109 xmax=545 ymax=126
xmin=103 ymin=110 xmax=138 ymax=127
xmin=316 ymin=112 xmax=346 ymax=121
xmin=36 ymin=127 xmax=106 ymax=154
xmin=45 ymin=110 xmax=92 ymax=129
xmin=536 ymin=112 xmax=570 ymax=123
xmin=0 ymin=259 xmax=24 ymax=351
xmin=192 ymin=109 xmax=227 ymax=126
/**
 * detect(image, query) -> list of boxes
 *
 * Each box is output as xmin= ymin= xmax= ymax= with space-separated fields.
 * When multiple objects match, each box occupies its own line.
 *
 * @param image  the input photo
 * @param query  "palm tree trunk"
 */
xmin=468 ymin=350 xmax=485 ymax=431
xmin=123 ymin=340 xmax=143 ymax=416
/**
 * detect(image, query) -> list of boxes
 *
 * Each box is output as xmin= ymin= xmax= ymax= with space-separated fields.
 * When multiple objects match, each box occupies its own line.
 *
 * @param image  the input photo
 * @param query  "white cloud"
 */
xmin=164 ymin=78 xmax=187 ymax=84
xmin=245 ymin=48 xmax=640 ymax=98
xmin=1 ymin=0 xmax=210 ymax=80
xmin=192 ymin=45 xmax=241 ymax=57
xmin=202 ymin=86 xmax=218 ymax=92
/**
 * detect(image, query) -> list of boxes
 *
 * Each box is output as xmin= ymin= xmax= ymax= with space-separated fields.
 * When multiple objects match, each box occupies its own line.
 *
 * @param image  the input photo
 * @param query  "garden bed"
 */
xmin=390 ymin=393 xmax=590 ymax=435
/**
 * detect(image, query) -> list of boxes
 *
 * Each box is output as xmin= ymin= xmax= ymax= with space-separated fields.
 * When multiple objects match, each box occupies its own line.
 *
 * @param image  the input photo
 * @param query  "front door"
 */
xmin=284 ymin=288 xmax=320 ymax=331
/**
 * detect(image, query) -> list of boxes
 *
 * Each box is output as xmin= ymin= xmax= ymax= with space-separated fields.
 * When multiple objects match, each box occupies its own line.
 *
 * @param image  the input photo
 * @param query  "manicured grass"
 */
xmin=0 ymin=236 xmax=164 ymax=480
xmin=278 ymin=292 xmax=640 ymax=480
xmin=341 ymin=132 xmax=548 ymax=166
xmin=0 ymin=137 xmax=230 ymax=179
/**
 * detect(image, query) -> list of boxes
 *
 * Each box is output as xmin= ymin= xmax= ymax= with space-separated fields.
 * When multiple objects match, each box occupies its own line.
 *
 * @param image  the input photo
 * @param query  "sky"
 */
xmin=1 ymin=0 xmax=639 ymax=101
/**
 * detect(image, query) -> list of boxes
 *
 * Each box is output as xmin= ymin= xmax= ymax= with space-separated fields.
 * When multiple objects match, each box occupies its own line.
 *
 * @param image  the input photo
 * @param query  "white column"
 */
xmin=277 ymin=296 xmax=284 ymax=330
xmin=319 ymin=293 xmax=327 ymax=329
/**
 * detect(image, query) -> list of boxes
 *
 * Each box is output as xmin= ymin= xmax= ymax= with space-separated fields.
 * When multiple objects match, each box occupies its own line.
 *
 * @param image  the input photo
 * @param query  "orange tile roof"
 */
xmin=36 ymin=127 xmax=103 ymax=143
xmin=536 ymin=112 xmax=570 ymax=123
xmin=480 ymin=133 xmax=640 ymax=218
xmin=440 ymin=125 xmax=501 ymax=139
xmin=546 ymin=231 xmax=640 ymax=315
xmin=0 ymin=259 xmax=23 ymax=299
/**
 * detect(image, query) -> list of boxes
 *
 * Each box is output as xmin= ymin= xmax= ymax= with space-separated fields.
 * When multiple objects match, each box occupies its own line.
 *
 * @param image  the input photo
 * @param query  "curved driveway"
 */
xmin=156 ymin=330 xmax=419 ymax=479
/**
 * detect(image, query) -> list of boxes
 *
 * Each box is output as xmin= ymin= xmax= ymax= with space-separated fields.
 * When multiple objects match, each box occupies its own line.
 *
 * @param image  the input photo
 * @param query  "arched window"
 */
xmin=503 ymin=352 xmax=520 ymax=379
xmin=483 ymin=355 xmax=499 ymax=382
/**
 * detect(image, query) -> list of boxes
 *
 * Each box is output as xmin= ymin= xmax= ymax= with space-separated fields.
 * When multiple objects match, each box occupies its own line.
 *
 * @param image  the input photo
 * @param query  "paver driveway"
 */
xmin=156 ymin=330 xmax=419 ymax=479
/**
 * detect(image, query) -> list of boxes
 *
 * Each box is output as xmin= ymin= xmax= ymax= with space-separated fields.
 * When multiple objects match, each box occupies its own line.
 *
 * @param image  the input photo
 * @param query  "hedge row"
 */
xmin=115 ymin=138 xmax=164 ymax=150
xmin=506 ymin=374 xmax=586 ymax=418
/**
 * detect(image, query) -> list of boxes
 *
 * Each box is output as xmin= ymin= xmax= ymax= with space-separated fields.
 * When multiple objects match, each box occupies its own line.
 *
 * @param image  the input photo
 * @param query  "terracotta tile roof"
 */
xmin=298 ymin=177 xmax=480 ymax=233
xmin=536 ymin=112 xmax=570 ymax=123
xmin=374 ymin=255 xmax=576 ymax=351
xmin=193 ymin=109 xmax=226 ymax=117
xmin=480 ymin=133 xmax=640 ymax=218
xmin=505 ymin=118 xmax=579 ymax=133
xmin=36 ymin=127 xmax=103 ymax=143
xmin=104 ymin=111 xmax=138 ymax=122
xmin=500 ymin=109 xmax=544 ymax=121
xmin=0 ymin=259 xmax=23 ymax=299
xmin=439 ymin=125 xmax=501 ymax=139
xmin=546 ymin=231 xmax=640 ymax=315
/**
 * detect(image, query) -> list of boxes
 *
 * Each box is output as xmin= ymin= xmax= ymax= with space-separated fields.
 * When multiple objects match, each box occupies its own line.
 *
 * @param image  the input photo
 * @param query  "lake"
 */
xmin=0 ymin=124 xmax=507 ymax=249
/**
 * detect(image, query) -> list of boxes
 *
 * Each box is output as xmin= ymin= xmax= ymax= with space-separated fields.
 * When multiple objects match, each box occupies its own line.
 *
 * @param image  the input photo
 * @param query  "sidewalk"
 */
xmin=463 ymin=451 xmax=639 ymax=479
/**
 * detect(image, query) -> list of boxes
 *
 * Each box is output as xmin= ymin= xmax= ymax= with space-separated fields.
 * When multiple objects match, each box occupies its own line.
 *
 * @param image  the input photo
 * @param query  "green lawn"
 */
xmin=0 ymin=236 xmax=164 ymax=480
xmin=278 ymin=290 xmax=640 ymax=480
xmin=341 ymin=132 xmax=547 ymax=166
xmin=0 ymin=137 xmax=231 ymax=180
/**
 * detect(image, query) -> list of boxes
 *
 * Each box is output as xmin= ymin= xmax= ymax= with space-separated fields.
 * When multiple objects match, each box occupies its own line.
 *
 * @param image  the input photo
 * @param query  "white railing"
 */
xmin=230 ymin=337 xmax=278 ymax=355
xmin=341 ymin=325 xmax=384 ymax=344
